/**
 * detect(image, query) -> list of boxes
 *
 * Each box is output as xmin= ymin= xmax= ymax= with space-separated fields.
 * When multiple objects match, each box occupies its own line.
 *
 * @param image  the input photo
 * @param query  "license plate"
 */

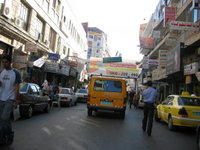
xmin=100 ymin=101 xmax=112 ymax=105
xmin=193 ymin=112 xmax=200 ymax=116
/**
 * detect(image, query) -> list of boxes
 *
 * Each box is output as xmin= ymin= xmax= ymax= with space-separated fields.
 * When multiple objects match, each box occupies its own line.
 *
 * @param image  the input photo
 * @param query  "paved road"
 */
xmin=1 ymin=104 xmax=197 ymax=150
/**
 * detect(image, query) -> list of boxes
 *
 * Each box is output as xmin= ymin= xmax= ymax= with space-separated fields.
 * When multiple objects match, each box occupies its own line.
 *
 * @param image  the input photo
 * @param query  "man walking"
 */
xmin=142 ymin=81 xmax=157 ymax=136
xmin=0 ymin=54 xmax=21 ymax=145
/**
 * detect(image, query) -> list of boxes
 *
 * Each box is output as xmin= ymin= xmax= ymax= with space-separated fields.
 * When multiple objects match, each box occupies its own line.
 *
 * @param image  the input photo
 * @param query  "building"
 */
xmin=0 ymin=0 xmax=88 ymax=87
xmin=87 ymin=26 xmax=110 ymax=58
xmin=139 ymin=0 xmax=200 ymax=100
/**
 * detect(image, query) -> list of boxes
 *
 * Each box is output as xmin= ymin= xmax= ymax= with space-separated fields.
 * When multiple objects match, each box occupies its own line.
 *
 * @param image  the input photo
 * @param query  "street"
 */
xmin=2 ymin=103 xmax=196 ymax=150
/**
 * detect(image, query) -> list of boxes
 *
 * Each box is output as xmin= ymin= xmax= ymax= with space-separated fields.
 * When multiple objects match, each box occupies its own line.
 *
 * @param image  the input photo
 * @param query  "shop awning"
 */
xmin=33 ymin=58 xmax=45 ymax=68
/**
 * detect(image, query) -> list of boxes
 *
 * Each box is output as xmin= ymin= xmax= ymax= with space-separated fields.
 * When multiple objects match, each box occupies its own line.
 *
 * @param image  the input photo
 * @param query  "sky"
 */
xmin=67 ymin=0 xmax=160 ymax=61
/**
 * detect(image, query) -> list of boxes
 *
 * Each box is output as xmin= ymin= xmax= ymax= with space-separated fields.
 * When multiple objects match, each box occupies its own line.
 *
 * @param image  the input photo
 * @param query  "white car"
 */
xmin=75 ymin=89 xmax=88 ymax=103
xmin=58 ymin=88 xmax=77 ymax=106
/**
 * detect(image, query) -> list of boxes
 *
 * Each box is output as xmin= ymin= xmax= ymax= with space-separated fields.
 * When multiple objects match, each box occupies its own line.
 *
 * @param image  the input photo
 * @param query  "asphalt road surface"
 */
xmin=1 ymin=103 xmax=197 ymax=150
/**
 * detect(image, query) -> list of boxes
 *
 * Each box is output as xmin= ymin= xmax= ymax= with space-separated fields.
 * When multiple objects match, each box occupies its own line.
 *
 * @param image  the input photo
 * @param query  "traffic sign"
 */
xmin=103 ymin=57 xmax=122 ymax=63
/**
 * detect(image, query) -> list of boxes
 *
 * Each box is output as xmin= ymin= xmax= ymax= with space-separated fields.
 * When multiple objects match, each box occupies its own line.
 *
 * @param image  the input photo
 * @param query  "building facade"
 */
xmin=139 ymin=0 xmax=200 ymax=100
xmin=0 ymin=0 xmax=88 ymax=87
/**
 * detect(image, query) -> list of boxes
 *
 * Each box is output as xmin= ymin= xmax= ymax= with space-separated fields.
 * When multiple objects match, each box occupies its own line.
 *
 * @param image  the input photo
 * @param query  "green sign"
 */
xmin=103 ymin=57 xmax=122 ymax=63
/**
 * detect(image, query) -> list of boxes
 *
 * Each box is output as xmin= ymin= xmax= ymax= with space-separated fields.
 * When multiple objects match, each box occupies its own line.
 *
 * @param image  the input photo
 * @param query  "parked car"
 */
xmin=19 ymin=83 xmax=51 ymax=118
xmin=58 ymin=88 xmax=77 ymax=106
xmin=75 ymin=89 xmax=88 ymax=102
xmin=197 ymin=125 xmax=200 ymax=150
xmin=155 ymin=92 xmax=200 ymax=130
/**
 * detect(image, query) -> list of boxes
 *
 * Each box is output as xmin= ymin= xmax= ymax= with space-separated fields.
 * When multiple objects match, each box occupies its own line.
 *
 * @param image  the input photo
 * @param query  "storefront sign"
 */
xmin=184 ymin=62 xmax=198 ymax=75
xmin=44 ymin=62 xmax=59 ymax=73
xmin=13 ymin=56 xmax=28 ymax=69
xmin=159 ymin=50 xmax=168 ymax=67
xmin=185 ymin=75 xmax=192 ymax=84
xmin=139 ymin=37 xmax=154 ymax=49
xmin=48 ymin=53 xmax=60 ymax=61
xmin=58 ymin=65 xmax=70 ymax=76
xmin=25 ymin=42 xmax=37 ymax=52
xmin=166 ymin=44 xmax=181 ymax=75
xmin=152 ymin=67 xmax=167 ymax=81
xmin=169 ymin=21 xmax=200 ymax=31
xmin=148 ymin=59 xmax=159 ymax=66
xmin=164 ymin=7 xmax=176 ymax=27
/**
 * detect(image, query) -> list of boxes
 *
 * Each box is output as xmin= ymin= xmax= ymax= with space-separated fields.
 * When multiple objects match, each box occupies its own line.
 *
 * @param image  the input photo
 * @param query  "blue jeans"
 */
xmin=0 ymin=100 xmax=13 ymax=142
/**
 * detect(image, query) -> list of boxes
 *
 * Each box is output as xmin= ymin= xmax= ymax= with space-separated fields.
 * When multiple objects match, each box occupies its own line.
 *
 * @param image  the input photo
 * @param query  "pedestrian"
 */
xmin=42 ymin=80 xmax=49 ymax=96
xmin=142 ymin=81 xmax=157 ymax=136
xmin=133 ymin=91 xmax=140 ymax=109
xmin=0 ymin=54 xmax=21 ymax=145
xmin=129 ymin=89 xmax=135 ymax=109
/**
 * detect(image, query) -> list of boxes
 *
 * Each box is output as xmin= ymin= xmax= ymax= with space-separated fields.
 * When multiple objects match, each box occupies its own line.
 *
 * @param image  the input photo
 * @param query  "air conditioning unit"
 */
xmin=191 ymin=0 xmax=200 ymax=9
xmin=2 ymin=6 xmax=11 ymax=18
xmin=14 ymin=18 xmax=22 ymax=27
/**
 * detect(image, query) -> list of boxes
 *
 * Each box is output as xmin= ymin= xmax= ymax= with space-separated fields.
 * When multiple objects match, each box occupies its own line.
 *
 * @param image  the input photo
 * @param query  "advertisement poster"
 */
xmin=166 ymin=44 xmax=181 ymax=75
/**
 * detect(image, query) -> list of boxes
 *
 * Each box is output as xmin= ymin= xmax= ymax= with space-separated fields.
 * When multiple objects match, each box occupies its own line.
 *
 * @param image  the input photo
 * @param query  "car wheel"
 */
xmin=168 ymin=116 xmax=174 ymax=131
xmin=88 ymin=109 xmax=92 ymax=116
xmin=44 ymin=103 xmax=50 ymax=113
xmin=155 ymin=109 xmax=160 ymax=122
xmin=21 ymin=105 xmax=33 ymax=119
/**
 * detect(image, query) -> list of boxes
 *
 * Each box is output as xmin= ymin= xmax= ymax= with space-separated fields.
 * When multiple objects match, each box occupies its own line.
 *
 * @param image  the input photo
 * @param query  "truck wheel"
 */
xmin=88 ymin=109 xmax=92 ymax=116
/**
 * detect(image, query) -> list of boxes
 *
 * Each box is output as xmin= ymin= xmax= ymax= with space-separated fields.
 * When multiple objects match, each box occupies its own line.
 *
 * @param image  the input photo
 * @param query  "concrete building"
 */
xmin=0 ymin=0 xmax=87 ymax=86
xmin=139 ymin=0 xmax=200 ymax=100
xmin=87 ymin=26 xmax=110 ymax=58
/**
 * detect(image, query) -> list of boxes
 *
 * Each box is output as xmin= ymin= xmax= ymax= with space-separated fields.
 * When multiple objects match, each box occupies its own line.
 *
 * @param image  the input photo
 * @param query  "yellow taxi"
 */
xmin=155 ymin=92 xmax=200 ymax=130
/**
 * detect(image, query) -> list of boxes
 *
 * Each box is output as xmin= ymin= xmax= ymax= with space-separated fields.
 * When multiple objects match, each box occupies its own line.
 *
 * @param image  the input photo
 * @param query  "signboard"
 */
xmin=25 ymin=42 xmax=37 ymax=52
xmin=185 ymin=75 xmax=192 ymax=84
xmin=103 ymin=57 xmax=122 ymax=63
xmin=159 ymin=50 xmax=168 ymax=67
xmin=13 ymin=56 xmax=28 ymax=69
xmin=152 ymin=30 xmax=161 ymax=38
xmin=148 ymin=59 xmax=159 ymax=66
xmin=152 ymin=67 xmax=167 ymax=81
xmin=89 ymin=59 xmax=139 ymax=78
xmin=166 ymin=44 xmax=181 ymax=75
xmin=48 ymin=53 xmax=60 ymax=61
xmin=139 ymin=37 xmax=154 ymax=49
xmin=164 ymin=7 xmax=176 ymax=27
xmin=184 ymin=62 xmax=198 ymax=75
xmin=169 ymin=21 xmax=200 ymax=31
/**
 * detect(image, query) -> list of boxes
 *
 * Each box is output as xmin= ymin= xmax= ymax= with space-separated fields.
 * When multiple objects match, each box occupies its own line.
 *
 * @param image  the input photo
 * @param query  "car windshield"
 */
xmin=94 ymin=79 xmax=122 ymax=92
xmin=20 ymin=84 xmax=28 ymax=93
xmin=77 ymin=89 xmax=87 ymax=93
xmin=178 ymin=97 xmax=200 ymax=106
xmin=60 ymin=89 xmax=70 ymax=94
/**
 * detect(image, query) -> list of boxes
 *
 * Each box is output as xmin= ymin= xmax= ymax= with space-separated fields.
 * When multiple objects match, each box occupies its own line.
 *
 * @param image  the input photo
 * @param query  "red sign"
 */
xmin=164 ymin=7 xmax=176 ymax=27
xmin=139 ymin=37 xmax=154 ymax=49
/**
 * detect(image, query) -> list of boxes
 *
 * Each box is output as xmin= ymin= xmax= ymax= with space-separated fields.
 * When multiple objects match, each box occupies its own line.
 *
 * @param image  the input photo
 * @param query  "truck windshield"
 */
xmin=94 ymin=80 xmax=122 ymax=92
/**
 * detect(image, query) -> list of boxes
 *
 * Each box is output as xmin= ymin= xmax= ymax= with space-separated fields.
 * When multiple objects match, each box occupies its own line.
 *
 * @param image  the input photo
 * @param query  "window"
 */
xmin=97 ymin=43 xmax=100 ymax=46
xmin=178 ymin=97 xmax=200 ymax=106
xmin=49 ymin=28 xmax=56 ymax=51
xmin=63 ymin=46 xmax=66 ymax=55
xmin=193 ymin=9 xmax=199 ymax=23
xmin=35 ymin=17 xmax=44 ymax=40
xmin=98 ymin=37 xmax=101 ymax=41
xmin=89 ymin=35 xmax=93 ymax=39
xmin=18 ymin=3 xmax=29 ymax=30
xmin=30 ymin=85 xmax=38 ymax=94
xmin=94 ymin=80 xmax=122 ymax=92
xmin=60 ymin=89 xmax=70 ymax=94
xmin=43 ymin=0 xmax=49 ymax=12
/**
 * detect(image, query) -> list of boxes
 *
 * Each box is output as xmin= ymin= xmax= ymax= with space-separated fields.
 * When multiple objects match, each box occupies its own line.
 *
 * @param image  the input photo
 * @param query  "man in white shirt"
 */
xmin=0 ymin=54 xmax=21 ymax=145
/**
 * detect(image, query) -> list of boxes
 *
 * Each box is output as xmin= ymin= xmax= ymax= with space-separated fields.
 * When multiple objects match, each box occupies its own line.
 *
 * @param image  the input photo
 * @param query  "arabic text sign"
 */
xmin=169 ymin=21 xmax=200 ymax=31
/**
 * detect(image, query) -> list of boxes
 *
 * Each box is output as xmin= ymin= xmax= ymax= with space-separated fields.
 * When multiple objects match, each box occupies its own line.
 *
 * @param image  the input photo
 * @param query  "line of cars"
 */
xmin=17 ymin=83 xmax=88 ymax=119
